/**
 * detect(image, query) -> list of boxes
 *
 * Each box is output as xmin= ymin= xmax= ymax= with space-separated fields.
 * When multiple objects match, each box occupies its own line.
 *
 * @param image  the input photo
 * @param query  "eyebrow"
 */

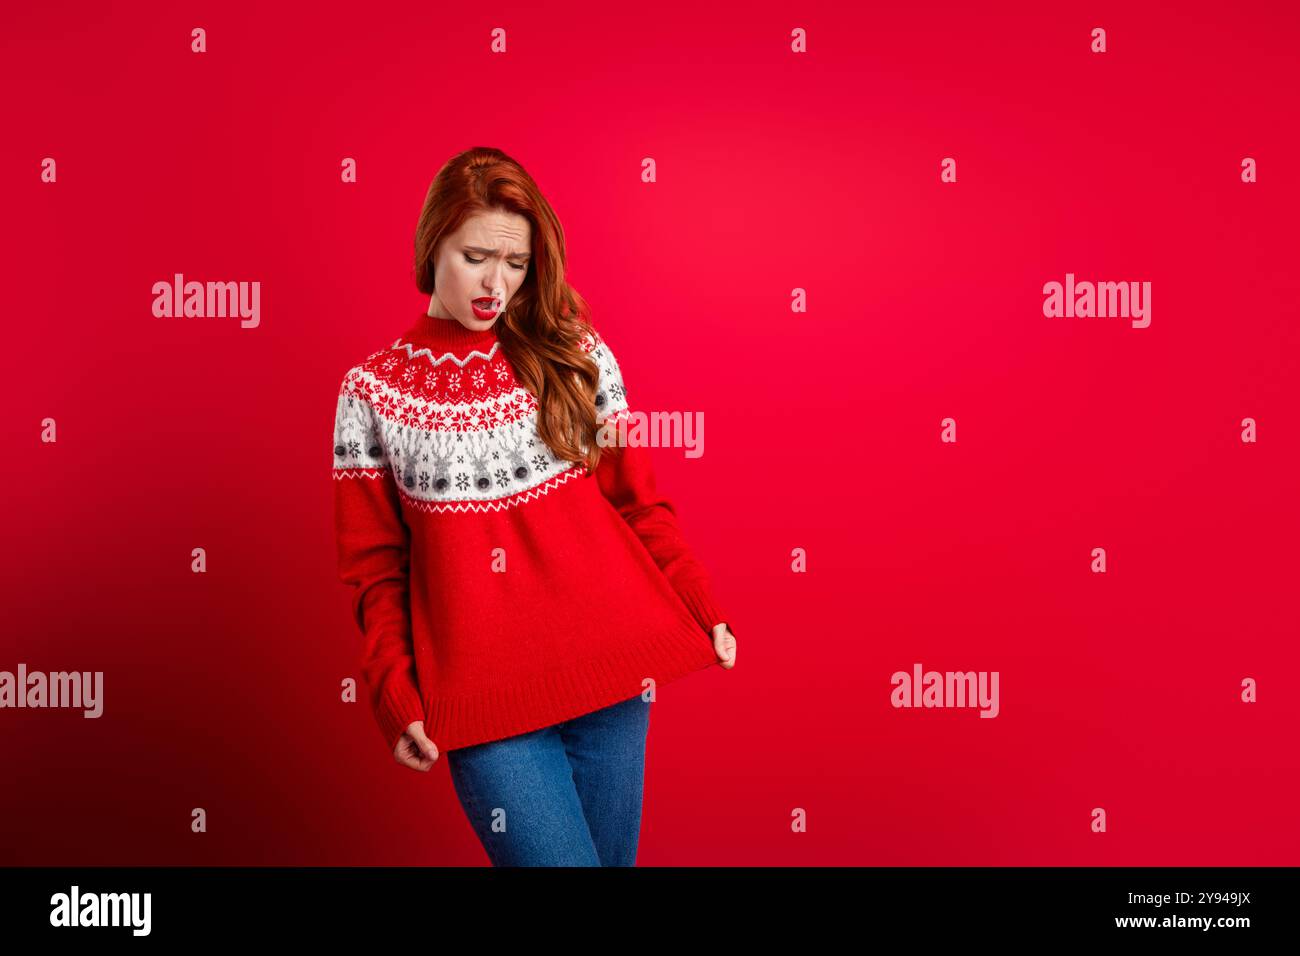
xmin=464 ymin=245 xmax=531 ymax=260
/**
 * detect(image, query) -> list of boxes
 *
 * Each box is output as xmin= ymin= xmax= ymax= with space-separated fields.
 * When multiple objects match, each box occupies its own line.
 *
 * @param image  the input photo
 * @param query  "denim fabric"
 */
xmin=446 ymin=693 xmax=652 ymax=866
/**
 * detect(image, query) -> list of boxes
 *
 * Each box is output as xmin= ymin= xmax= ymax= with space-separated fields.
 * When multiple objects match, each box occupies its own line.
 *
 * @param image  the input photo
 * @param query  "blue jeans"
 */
xmin=446 ymin=693 xmax=652 ymax=866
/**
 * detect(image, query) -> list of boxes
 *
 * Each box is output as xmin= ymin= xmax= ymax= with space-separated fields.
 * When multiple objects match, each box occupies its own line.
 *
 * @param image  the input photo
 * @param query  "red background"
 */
xmin=3 ymin=0 xmax=1297 ymax=865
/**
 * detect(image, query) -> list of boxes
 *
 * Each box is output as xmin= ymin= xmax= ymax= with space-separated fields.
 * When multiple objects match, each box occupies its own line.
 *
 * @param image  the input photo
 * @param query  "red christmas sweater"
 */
xmin=332 ymin=312 xmax=734 ymax=753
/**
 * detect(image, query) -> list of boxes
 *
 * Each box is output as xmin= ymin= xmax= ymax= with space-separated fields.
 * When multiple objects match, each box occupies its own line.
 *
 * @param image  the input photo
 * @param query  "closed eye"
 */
xmin=465 ymin=254 xmax=527 ymax=271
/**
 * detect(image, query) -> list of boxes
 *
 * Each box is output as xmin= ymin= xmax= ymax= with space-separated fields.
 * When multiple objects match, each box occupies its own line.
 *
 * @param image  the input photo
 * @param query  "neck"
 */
xmin=404 ymin=311 xmax=500 ymax=355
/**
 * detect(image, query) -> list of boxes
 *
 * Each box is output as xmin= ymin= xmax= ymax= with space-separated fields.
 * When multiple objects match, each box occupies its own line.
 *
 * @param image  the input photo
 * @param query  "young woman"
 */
xmin=332 ymin=146 xmax=738 ymax=866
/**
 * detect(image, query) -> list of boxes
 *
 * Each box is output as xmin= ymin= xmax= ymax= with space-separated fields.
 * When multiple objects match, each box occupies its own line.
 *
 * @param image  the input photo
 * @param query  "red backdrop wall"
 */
xmin=3 ymin=0 xmax=1297 ymax=865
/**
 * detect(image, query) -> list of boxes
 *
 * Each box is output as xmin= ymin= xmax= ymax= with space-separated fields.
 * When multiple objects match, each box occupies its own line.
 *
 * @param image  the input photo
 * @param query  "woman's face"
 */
xmin=428 ymin=208 xmax=532 ymax=329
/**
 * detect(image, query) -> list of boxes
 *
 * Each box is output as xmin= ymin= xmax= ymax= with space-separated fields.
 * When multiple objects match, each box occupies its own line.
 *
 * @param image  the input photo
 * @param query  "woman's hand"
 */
xmin=711 ymin=622 xmax=737 ymax=669
xmin=393 ymin=720 xmax=440 ymax=771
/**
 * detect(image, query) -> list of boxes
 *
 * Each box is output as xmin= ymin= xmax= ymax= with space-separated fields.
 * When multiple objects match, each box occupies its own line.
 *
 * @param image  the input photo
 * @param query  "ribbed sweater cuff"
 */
xmin=675 ymin=578 xmax=734 ymax=637
xmin=375 ymin=681 xmax=426 ymax=753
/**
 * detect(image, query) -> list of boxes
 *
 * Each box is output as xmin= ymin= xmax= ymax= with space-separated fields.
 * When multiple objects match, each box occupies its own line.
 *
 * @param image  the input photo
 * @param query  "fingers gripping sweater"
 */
xmin=332 ymin=312 xmax=735 ymax=753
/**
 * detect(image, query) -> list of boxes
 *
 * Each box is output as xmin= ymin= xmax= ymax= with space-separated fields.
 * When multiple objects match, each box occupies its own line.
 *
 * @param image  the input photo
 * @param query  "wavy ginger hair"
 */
xmin=413 ymin=146 xmax=612 ymax=474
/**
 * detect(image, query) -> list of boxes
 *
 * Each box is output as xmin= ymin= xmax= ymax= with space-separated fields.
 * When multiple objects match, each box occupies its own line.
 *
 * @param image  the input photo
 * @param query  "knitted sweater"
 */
xmin=332 ymin=312 xmax=734 ymax=753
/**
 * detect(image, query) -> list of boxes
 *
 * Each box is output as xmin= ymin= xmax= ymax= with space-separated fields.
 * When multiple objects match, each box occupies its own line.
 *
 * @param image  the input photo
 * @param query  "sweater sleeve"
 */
xmin=587 ymin=332 xmax=737 ymax=639
xmin=332 ymin=377 xmax=426 ymax=753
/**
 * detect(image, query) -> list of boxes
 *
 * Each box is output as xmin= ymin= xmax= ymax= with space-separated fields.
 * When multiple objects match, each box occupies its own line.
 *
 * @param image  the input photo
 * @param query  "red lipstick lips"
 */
xmin=471 ymin=297 xmax=500 ymax=319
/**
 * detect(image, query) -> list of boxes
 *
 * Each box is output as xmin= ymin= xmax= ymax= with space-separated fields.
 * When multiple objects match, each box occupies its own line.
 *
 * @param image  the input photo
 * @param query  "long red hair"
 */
xmin=413 ymin=146 xmax=611 ymax=473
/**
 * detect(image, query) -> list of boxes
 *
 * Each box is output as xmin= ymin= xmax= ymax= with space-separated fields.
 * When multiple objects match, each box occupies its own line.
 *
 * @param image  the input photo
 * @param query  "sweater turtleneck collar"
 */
xmin=403 ymin=311 xmax=501 ymax=356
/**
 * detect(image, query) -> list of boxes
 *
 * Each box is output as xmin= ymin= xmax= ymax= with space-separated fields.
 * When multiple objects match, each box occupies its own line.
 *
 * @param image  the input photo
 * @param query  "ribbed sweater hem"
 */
xmin=420 ymin=615 xmax=718 ymax=752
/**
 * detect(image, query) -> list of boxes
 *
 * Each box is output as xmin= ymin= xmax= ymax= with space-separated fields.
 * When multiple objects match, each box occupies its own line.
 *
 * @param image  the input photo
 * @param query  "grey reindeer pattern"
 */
xmin=333 ymin=393 xmax=386 ymax=468
xmin=462 ymin=431 xmax=495 ymax=493
xmin=378 ymin=417 xmax=427 ymax=492
xmin=589 ymin=343 xmax=627 ymax=422
xmin=496 ymin=424 xmax=533 ymax=486
xmin=428 ymin=431 xmax=459 ymax=496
